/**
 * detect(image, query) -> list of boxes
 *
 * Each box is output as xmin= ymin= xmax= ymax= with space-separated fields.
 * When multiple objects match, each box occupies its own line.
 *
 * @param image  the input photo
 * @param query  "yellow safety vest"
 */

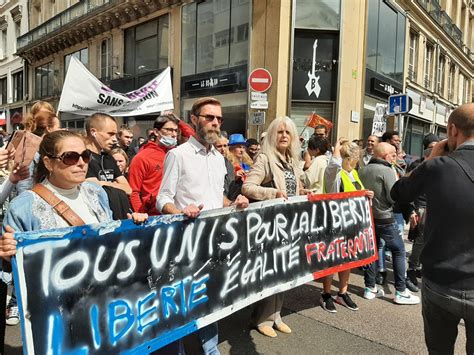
xmin=340 ymin=169 xmax=364 ymax=192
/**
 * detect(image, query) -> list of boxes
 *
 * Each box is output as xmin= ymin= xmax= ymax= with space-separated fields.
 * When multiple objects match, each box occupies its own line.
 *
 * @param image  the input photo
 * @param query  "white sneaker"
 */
xmin=394 ymin=289 xmax=420 ymax=305
xmin=363 ymin=286 xmax=384 ymax=300
xmin=6 ymin=305 xmax=19 ymax=326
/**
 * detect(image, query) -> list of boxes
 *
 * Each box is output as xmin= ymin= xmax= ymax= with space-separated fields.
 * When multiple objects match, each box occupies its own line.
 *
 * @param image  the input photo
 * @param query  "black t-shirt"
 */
xmin=86 ymin=151 xmax=122 ymax=182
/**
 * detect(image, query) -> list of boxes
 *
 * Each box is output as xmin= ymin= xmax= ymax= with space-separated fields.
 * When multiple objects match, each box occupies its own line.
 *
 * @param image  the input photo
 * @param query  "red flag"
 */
xmin=306 ymin=112 xmax=333 ymax=130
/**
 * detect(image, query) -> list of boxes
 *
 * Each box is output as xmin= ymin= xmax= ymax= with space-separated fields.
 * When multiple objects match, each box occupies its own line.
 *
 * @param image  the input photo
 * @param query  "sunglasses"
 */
xmin=215 ymin=144 xmax=228 ymax=148
xmin=198 ymin=114 xmax=224 ymax=124
xmin=49 ymin=149 xmax=92 ymax=166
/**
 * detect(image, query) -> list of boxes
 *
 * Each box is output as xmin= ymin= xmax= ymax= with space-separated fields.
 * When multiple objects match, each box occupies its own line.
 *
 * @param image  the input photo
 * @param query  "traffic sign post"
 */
xmin=248 ymin=68 xmax=272 ymax=93
xmin=388 ymin=94 xmax=412 ymax=150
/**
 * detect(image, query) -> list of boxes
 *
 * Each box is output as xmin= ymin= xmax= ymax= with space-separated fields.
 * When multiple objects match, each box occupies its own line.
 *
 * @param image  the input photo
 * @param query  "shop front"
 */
xmin=290 ymin=29 xmax=339 ymax=141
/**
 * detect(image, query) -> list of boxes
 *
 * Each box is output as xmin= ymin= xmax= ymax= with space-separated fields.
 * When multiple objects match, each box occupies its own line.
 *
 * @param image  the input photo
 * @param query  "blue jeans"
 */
xmin=422 ymin=278 xmax=474 ymax=354
xmin=394 ymin=213 xmax=405 ymax=237
xmin=198 ymin=323 xmax=220 ymax=355
xmin=364 ymin=222 xmax=407 ymax=292
xmin=377 ymin=238 xmax=386 ymax=272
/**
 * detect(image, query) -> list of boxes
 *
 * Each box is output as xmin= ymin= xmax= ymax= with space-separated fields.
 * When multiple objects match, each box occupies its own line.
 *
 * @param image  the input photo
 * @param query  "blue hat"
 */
xmin=228 ymin=133 xmax=247 ymax=146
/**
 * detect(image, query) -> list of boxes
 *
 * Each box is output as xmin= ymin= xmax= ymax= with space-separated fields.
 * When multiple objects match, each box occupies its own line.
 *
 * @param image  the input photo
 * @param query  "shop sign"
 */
xmin=184 ymin=73 xmax=239 ymax=92
xmin=372 ymin=78 xmax=402 ymax=97
xmin=292 ymin=30 xmax=338 ymax=101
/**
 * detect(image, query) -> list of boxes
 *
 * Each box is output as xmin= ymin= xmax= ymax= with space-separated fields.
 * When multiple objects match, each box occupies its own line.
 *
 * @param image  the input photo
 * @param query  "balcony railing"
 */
xmin=408 ymin=67 xmax=417 ymax=81
xmin=417 ymin=0 xmax=466 ymax=52
xmin=17 ymin=0 xmax=112 ymax=50
xmin=451 ymin=24 xmax=462 ymax=46
xmin=424 ymin=75 xmax=432 ymax=90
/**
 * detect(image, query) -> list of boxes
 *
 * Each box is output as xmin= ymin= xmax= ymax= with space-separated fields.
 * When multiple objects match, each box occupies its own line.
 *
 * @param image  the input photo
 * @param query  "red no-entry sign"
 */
xmin=248 ymin=68 xmax=272 ymax=93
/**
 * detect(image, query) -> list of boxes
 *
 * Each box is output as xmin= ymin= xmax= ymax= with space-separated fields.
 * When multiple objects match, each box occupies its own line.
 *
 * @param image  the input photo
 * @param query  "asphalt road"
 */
xmin=4 ymin=241 xmax=468 ymax=354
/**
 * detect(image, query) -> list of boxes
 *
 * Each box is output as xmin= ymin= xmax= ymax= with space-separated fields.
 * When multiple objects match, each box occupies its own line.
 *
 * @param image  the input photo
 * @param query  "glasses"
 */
xmin=161 ymin=127 xmax=179 ymax=134
xmin=49 ymin=149 xmax=92 ymax=166
xmin=198 ymin=114 xmax=224 ymax=124
xmin=215 ymin=144 xmax=228 ymax=148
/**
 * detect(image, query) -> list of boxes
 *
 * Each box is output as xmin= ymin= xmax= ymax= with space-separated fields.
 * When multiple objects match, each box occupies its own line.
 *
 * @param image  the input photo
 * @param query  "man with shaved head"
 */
xmin=359 ymin=142 xmax=420 ymax=305
xmin=391 ymin=103 xmax=474 ymax=354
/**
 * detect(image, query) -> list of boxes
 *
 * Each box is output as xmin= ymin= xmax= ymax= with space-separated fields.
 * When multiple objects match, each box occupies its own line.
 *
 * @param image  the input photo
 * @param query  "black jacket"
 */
xmin=391 ymin=144 xmax=474 ymax=290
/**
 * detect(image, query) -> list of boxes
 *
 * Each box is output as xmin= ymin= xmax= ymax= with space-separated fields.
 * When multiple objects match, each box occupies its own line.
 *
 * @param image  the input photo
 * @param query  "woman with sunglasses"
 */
xmin=0 ymin=131 xmax=147 ymax=255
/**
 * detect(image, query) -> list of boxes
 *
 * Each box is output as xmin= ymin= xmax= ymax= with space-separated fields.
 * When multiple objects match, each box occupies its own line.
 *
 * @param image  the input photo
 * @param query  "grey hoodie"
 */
xmin=359 ymin=158 xmax=397 ymax=221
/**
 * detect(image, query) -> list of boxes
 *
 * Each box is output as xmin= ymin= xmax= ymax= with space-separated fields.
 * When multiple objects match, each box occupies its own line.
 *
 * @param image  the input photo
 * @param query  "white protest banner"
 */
xmin=371 ymin=103 xmax=387 ymax=137
xmin=58 ymin=57 xmax=173 ymax=116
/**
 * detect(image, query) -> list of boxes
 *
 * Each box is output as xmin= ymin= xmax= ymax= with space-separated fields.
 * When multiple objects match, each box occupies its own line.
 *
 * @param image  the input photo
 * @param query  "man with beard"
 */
xmin=157 ymin=97 xmax=249 ymax=354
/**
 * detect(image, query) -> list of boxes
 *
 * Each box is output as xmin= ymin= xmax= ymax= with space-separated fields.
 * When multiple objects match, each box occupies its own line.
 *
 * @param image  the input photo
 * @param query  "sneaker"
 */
xmin=363 ymin=286 xmax=385 ymax=300
xmin=6 ymin=305 xmax=19 ymax=326
xmin=405 ymin=279 xmax=419 ymax=293
xmin=320 ymin=294 xmax=337 ymax=313
xmin=394 ymin=289 xmax=420 ymax=305
xmin=335 ymin=293 xmax=359 ymax=311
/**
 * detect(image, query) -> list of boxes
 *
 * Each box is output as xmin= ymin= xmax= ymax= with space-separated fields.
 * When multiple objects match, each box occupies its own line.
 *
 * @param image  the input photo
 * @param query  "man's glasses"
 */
xmin=215 ymin=144 xmax=228 ymax=149
xmin=49 ymin=149 xmax=92 ymax=166
xmin=198 ymin=114 xmax=224 ymax=124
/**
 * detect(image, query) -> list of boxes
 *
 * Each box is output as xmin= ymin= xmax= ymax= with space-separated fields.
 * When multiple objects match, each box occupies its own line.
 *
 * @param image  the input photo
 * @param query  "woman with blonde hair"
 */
xmin=320 ymin=139 xmax=374 ymax=313
xmin=16 ymin=103 xmax=61 ymax=195
xmin=111 ymin=147 xmax=129 ymax=176
xmin=242 ymin=116 xmax=303 ymax=338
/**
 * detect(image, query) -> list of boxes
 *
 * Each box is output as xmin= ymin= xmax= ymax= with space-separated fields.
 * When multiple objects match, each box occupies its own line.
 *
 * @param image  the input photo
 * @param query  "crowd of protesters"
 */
xmin=0 ymin=98 xmax=472 ymax=354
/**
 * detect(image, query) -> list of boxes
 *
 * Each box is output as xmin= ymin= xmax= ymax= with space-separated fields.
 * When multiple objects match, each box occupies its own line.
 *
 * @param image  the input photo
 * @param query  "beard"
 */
xmin=197 ymin=124 xmax=220 ymax=145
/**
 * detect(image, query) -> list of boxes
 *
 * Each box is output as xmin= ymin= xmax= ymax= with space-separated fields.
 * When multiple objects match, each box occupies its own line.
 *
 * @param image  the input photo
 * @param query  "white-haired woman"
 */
xmin=242 ymin=116 xmax=303 ymax=338
xmin=320 ymin=139 xmax=373 ymax=313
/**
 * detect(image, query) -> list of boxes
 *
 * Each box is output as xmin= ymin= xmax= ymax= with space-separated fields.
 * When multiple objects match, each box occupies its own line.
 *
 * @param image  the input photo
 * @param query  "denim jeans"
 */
xmin=377 ymin=238 xmax=386 ymax=272
xmin=422 ymin=278 xmax=474 ymax=354
xmin=364 ymin=222 xmax=407 ymax=291
xmin=198 ymin=323 xmax=220 ymax=355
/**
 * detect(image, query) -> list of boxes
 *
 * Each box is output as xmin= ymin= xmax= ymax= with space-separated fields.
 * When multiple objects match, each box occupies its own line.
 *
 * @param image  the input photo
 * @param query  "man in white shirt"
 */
xmin=157 ymin=97 xmax=248 ymax=354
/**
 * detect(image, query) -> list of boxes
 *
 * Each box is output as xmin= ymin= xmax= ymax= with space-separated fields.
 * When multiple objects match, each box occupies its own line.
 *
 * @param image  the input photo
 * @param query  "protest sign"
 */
xmin=57 ymin=57 xmax=174 ymax=116
xmin=371 ymin=103 xmax=387 ymax=137
xmin=13 ymin=191 xmax=376 ymax=354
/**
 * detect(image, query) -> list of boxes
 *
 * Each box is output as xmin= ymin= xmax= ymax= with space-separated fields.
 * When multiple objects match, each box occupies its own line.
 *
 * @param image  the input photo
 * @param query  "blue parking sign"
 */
xmin=388 ymin=94 xmax=412 ymax=115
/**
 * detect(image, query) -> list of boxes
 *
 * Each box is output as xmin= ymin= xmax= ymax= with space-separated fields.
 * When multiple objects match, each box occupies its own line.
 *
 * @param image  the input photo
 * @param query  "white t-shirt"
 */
xmin=44 ymin=180 xmax=100 ymax=227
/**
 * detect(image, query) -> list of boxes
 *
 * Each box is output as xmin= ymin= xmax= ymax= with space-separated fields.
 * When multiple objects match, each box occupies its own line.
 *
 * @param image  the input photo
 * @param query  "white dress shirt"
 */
xmin=157 ymin=136 xmax=226 ymax=212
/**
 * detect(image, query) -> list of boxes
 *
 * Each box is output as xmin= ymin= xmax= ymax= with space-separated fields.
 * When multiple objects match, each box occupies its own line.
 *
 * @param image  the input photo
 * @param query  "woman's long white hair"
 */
xmin=261 ymin=116 xmax=301 ymax=168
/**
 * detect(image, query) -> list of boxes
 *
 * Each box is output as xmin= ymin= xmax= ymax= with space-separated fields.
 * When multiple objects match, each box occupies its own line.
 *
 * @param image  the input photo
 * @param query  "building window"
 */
xmin=459 ymin=74 xmax=469 ymax=104
xmin=0 ymin=30 xmax=6 ymax=59
xmin=447 ymin=64 xmax=455 ymax=101
xmin=12 ymin=71 xmax=23 ymax=102
xmin=182 ymin=0 xmax=250 ymax=76
xmin=124 ymin=15 xmax=169 ymax=78
xmin=236 ymin=23 xmax=248 ymax=42
xmin=436 ymin=55 xmax=445 ymax=95
xmin=295 ymin=0 xmax=340 ymax=30
xmin=0 ymin=77 xmax=6 ymax=105
xmin=424 ymin=44 xmax=433 ymax=89
xmin=64 ymin=48 xmax=88 ymax=75
xmin=408 ymin=32 xmax=418 ymax=81
xmin=35 ymin=62 xmax=53 ymax=98
xmin=101 ymin=38 xmax=112 ymax=81
xmin=366 ymin=0 xmax=406 ymax=82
